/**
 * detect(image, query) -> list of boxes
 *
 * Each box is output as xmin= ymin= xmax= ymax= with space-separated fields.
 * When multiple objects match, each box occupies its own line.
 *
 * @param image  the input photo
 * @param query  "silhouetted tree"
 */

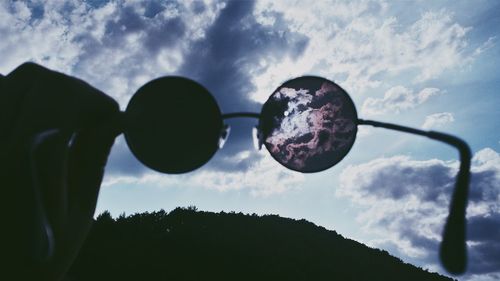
xmin=68 ymin=208 xmax=456 ymax=281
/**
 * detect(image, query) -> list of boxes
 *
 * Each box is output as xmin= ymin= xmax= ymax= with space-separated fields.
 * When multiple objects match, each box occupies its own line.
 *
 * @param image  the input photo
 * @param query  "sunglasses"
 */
xmin=123 ymin=75 xmax=470 ymax=275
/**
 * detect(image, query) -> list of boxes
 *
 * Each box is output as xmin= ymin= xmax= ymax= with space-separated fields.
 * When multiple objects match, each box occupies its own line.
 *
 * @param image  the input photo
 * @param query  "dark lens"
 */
xmin=124 ymin=77 xmax=222 ymax=174
xmin=260 ymin=76 xmax=358 ymax=173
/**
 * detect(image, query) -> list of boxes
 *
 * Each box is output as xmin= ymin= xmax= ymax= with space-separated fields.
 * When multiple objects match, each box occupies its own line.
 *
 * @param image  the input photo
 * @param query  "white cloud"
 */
xmin=0 ymin=1 xmax=225 ymax=106
xmin=102 ymin=172 xmax=181 ymax=188
xmin=192 ymin=153 xmax=305 ymax=197
xmin=473 ymin=147 xmax=500 ymax=169
xmin=1 ymin=0 xmax=311 ymax=199
xmin=473 ymin=36 xmax=496 ymax=56
xmin=421 ymin=112 xmax=455 ymax=129
xmin=103 ymin=150 xmax=305 ymax=197
xmin=0 ymin=1 xmax=82 ymax=74
xmin=361 ymin=86 xmax=440 ymax=115
xmin=337 ymin=148 xmax=500 ymax=279
xmin=356 ymin=125 xmax=373 ymax=138
xmin=249 ymin=2 xmax=477 ymax=103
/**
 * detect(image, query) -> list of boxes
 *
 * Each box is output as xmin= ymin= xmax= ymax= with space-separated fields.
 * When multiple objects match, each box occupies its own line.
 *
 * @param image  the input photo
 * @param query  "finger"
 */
xmin=0 ymin=63 xmax=38 ymax=150
xmin=44 ymin=113 xmax=122 ymax=281
xmin=1 ymin=62 xmax=121 ymax=222
xmin=31 ymin=129 xmax=73 ymax=240
xmin=0 ymin=63 xmax=121 ymax=279
xmin=67 ymin=113 xmax=123 ymax=218
xmin=1 ymin=129 xmax=70 ymax=279
xmin=2 ymin=62 xmax=120 ymax=143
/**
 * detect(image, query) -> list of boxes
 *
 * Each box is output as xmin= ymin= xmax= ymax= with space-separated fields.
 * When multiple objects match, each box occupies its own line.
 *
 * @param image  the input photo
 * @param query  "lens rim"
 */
xmin=259 ymin=75 xmax=358 ymax=173
xmin=124 ymin=76 xmax=223 ymax=174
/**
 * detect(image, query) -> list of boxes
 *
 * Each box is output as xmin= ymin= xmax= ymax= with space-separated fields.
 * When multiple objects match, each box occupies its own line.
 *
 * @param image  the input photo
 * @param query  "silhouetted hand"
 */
xmin=0 ymin=63 xmax=121 ymax=280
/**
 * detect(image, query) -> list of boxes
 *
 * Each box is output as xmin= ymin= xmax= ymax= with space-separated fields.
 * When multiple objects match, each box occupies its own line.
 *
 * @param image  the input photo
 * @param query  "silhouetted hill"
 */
xmin=68 ymin=207 xmax=455 ymax=281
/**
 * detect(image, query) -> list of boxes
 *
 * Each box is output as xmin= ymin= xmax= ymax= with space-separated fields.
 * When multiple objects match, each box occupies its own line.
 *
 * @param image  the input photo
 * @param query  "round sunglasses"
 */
xmin=123 ymin=75 xmax=470 ymax=275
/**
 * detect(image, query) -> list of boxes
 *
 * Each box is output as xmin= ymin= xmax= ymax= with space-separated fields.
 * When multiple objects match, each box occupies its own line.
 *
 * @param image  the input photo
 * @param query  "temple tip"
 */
xmin=440 ymin=228 xmax=467 ymax=274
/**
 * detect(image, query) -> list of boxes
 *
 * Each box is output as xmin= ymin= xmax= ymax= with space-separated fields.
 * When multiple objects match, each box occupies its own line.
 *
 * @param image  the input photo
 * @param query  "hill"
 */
xmin=68 ymin=207 xmax=455 ymax=281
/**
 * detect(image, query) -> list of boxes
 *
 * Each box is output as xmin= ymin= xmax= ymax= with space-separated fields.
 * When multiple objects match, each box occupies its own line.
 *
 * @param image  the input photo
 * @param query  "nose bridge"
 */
xmin=219 ymin=112 xmax=263 ymax=151
xmin=221 ymin=112 xmax=261 ymax=120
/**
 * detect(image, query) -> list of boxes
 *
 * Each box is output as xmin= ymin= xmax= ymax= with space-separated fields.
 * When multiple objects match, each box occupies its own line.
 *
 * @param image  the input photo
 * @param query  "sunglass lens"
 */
xmin=260 ymin=76 xmax=358 ymax=173
xmin=124 ymin=77 xmax=222 ymax=174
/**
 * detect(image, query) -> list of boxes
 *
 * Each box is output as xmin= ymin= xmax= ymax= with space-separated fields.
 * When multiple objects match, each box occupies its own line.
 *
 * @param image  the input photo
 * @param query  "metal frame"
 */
xmin=220 ymin=112 xmax=471 ymax=274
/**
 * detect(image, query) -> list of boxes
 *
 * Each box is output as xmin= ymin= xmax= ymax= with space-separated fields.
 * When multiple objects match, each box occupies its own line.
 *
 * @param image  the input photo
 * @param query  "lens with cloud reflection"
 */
xmin=259 ymin=76 xmax=358 ymax=173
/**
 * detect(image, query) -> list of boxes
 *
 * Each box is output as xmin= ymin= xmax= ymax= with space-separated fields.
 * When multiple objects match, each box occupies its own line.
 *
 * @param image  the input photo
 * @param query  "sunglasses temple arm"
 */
xmin=358 ymin=119 xmax=471 ymax=275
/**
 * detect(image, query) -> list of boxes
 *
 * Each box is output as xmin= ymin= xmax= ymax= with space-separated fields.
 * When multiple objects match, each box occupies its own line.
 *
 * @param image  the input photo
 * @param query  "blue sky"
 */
xmin=1 ymin=1 xmax=499 ymax=280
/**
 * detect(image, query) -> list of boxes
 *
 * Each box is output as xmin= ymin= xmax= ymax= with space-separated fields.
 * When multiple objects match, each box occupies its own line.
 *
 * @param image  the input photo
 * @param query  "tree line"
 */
xmin=68 ymin=207 xmax=456 ymax=281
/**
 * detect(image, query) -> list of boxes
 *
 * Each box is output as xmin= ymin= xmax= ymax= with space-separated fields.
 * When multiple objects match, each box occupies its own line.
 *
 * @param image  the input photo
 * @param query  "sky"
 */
xmin=0 ymin=0 xmax=499 ymax=280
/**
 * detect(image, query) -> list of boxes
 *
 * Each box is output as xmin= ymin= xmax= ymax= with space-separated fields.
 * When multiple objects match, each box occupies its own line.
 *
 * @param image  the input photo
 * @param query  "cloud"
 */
xmin=79 ymin=0 xmax=309 ymax=176
xmin=0 ymin=0 xmax=312 ymax=177
xmin=337 ymin=148 xmax=500 ymax=279
xmin=249 ymin=2 xmax=478 ymax=102
xmin=171 ymin=0 xmax=309 ymax=172
xmin=103 ymin=150 xmax=305 ymax=197
xmin=0 ymin=0 xmax=225 ymax=104
xmin=1 ymin=1 xmax=490 ymax=180
xmin=191 ymin=150 xmax=305 ymax=196
xmin=177 ymin=0 xmax=308 ymax=113
xmin=473 ymin=36 xmax=496 ymax=56
xmin=105 ymin=136 xmax=146 ymax=176
xmin=421 ymin=112 xmax=455 ymax=130
xmin=71 ymin=0 xmax=225 ymax=104
xmin=361 ymin=86 xmax=440 ymax=115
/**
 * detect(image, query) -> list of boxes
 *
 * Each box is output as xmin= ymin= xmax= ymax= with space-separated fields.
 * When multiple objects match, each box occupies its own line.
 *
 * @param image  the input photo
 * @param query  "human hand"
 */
xmin=0 ymin=63 xmax=121 ymax=280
